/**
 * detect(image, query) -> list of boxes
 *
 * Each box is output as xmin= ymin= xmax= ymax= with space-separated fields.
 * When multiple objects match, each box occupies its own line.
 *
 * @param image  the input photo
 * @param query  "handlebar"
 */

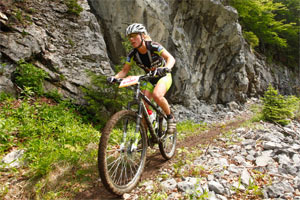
xmin=108 ymin=68 xmax=171 ymax=84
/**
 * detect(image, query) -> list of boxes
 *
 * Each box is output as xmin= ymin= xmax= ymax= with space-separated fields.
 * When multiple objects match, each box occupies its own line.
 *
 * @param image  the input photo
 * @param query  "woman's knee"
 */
xmin=152 ymin=92 xmax=163 ymax=102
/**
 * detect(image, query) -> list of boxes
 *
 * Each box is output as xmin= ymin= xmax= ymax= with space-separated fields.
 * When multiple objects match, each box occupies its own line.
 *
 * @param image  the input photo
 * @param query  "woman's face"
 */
xmin=128 ymin=33 xmax=143 ymax=48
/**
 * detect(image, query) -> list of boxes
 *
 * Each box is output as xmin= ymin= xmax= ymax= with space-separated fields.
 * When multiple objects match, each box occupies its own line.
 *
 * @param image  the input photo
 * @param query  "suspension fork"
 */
xmin=121 ymin=83 xmax=147 ymax=151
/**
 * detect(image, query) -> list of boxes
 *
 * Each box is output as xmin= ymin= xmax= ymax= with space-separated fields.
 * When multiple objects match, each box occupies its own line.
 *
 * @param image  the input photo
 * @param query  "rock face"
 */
xmin=0 ymin=0 xmax=299 ymax=105
xmin=0 ymin=0 xmax=113 ymax=103
xmin=88 ymin=0 xmax=299 ymax=105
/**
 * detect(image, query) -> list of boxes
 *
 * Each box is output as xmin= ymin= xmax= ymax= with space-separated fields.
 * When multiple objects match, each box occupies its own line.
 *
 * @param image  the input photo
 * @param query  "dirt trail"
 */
xmin=74 ymin=115 xmax=250 ymax=200
xmin=142 ymin=117 xmax=249 ymax=180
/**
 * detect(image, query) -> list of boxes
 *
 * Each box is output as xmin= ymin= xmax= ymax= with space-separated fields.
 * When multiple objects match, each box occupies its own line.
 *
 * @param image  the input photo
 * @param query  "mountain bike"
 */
xmin=98 ymin=72 xmax=177 ymax=195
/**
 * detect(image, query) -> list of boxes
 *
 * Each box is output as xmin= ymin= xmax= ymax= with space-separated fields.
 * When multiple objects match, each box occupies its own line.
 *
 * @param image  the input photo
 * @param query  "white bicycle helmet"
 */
xmin=126 ymin=23 xmax=148 ymax=36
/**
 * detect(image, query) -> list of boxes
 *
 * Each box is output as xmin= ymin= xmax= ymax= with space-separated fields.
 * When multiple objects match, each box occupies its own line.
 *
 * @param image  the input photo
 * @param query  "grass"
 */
xmin=0 ymin=96 xmax=100 ymax=199
xmin=176 ymin=120 xmax=208 ymax=140
xmin=2 ymin=91 xmax=297 ymax=199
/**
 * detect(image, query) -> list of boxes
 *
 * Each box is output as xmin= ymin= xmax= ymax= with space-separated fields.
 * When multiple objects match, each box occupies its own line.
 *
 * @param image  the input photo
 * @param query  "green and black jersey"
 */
xmin=126 ymin=41 xmax=166 ymax=73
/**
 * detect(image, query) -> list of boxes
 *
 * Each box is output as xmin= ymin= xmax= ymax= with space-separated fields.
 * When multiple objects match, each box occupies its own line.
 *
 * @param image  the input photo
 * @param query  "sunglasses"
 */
xmin=127 ymin=33 xmax=139 ymax=39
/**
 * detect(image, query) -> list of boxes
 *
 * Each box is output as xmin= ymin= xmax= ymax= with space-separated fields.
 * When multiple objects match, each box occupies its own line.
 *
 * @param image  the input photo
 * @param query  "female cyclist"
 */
xmin=108 ymin=23 xmax=176 ymax=133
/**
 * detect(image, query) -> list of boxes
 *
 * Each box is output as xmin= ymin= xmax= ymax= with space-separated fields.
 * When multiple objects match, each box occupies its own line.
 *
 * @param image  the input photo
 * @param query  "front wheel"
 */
xmin=158 ymin=116 xmax=177 ymax=160
xmin=98 ymin=110 xmax=148 ymax=195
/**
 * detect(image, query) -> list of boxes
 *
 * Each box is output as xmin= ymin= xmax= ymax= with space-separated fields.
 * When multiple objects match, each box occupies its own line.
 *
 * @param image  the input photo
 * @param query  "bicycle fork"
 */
xmin=120 ymin=101 xmax=158 ymax=153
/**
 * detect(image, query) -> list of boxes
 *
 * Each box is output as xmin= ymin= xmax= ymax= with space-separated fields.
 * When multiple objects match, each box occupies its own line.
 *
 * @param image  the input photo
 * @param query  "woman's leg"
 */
xmin=142 ymin=89 xmax=153 ymax=111
xmin=152 ymin=82 xmax=170 ymax=115
xmin=152 ymin=73 xmax=176 ymax=133
xmin=152 ymin=73 xmax=172 ymax=115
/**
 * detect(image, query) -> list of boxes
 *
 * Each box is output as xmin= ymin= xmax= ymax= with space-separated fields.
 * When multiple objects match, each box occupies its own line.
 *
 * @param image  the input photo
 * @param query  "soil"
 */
xmin=74 ymin=115 xmax=250 ymax=200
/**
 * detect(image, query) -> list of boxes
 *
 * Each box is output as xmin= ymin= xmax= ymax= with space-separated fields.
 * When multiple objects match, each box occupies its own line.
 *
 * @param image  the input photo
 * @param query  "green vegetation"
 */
xmin=249 ymin=103 xmax=264 ymax=123
xmin=14 ymin=60 xmax=49 ymax=96
xmin=249 ymin=85 xmax=300 ymax=125
xmin=261 ymin=85 xmax=300 ymax=125
xmin=0 ymin=57 xmax=101 ymax=199
xmin=82 ymin=38 xmax=144 ymax=127
xmin=185 ymin=188 xmax=209 ymax=200
xmin=230 ymin=0 xmax=299 ymax=68
xmin=177 ymin=120 xmax=207 ymax=140
xmin=172 ymin=147 xmax=207 ymax=178
xmin=12 ymin=8 xmax=32 ymax=26
xmin=138 ymin=192 xmax=168 ymax=200
xmin=243 ymin=31 xmax=259 ymax=49
xmin=0 ymin=95 xmax=100 ymax=199
xmin=0 ymin=96 xmax=100 ymax=177
xmin=65 ymin=0 xmax=83 ymax=16
xmin=82 ymin=69 xmax=133 ymax=127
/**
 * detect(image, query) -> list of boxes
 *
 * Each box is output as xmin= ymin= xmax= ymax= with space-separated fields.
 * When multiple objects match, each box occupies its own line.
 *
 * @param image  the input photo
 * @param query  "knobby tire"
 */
xmin=158 ymin=116 xmax=177 ymax=160
xmin=98 ymin=110 xmax=147 ymax=195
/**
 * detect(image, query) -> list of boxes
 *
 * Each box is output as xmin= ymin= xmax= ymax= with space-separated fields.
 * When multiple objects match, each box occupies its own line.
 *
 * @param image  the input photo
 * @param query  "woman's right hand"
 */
xmin=107 ymin=76 xmax=116 ymax=83
xmin=154 ymin=67 xmax=171 ymax=77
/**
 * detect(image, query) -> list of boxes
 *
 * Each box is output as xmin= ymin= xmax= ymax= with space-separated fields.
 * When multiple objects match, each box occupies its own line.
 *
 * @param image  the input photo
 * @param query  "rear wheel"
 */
xmin=158 ymin=116 xmax=177 ymax=160
xmin=98 ymin=110 xmax=147 ymax=195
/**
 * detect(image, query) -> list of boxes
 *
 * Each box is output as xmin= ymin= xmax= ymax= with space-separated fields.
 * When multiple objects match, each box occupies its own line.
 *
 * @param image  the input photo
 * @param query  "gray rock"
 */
xmin=177 ymin=177 xmax=202 ymax=193
xmin=291 ymin=143 xmax=300 ymax=151
xmin=142 ymin=180 xmax=154 ymax=191
xmin=166 ymin=193 xmax=182 ymax=200
xmin=248 ymin=149 xmax=257 ymax=156
xmin=263 ymin=141 xmax=282 ymax=150
xmin=256 ymin=155 xmax=273 ymax=167
xmin=207 ymin=191 xmax=218 ymax=200
xmin=227 ymin=101 xmax=239 ymax=111
xmin=246 ymin=154 xmax=255 ymax=161
xmin=277 ymin=154 xmax=292 ymax=165
xmin=216 ymin=194 xmax=227 ymax=200
xmin=233 ymin=155 xmax=246 ymax=164
xmin=228 ymin=164 xmax=240 ymax=173
xmin=161 ymin=178 xmax=177 ymax=192
xmin=261 ymin=150 xmax=274 ymax=157
xmin=218 ymin=158 xmax=229 ymax=167
xmin=294 ymin=177 xmax=300 ymax=190
xmin=278 ymin=164 xmax=298 ymax=176
xmin=240 ymin=168 xmax=253 ymax=186
xmin=265 ymin=181 xmax=294 ymax=198
xmin=208 ymin=181 xmax=225 ymax=194
xmin=267 ymin=164 xmax=279 ymax=174
xmin=1 ymin=149 xmax=25 ymax=168
xmin=232 ymin=181 xmax=245 ymax=191
xmin=293 ymin=154 xmax=300 ymax=163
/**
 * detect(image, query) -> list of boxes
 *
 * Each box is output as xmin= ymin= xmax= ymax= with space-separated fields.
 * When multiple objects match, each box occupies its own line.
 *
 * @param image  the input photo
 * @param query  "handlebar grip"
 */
xmin=165 ymin=68 xmax=171 ymax=73
xmin=107 ymin=77 xmax=115 ymax=83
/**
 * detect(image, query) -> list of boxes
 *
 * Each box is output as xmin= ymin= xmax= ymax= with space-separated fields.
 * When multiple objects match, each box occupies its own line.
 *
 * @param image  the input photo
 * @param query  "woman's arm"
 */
xmin=161 ymin=49 xmax=175 ymax=70
xmin=115 ymin=63 xmax=131 ymax=78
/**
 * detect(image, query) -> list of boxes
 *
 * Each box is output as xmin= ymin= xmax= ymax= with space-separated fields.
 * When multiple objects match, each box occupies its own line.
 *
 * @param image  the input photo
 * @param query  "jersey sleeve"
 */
xmin=151 ymin=42 xmax=165 ymax=56
xmin=125 ymin=49 xmax=136 ymax=66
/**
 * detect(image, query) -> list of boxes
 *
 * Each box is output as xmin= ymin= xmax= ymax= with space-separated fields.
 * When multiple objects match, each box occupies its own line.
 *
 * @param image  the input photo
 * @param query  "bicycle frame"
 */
xmin=98 ymin=73 xmax=177 ymax=195
xmin=122 ymin=75 xmax=167 ymax=148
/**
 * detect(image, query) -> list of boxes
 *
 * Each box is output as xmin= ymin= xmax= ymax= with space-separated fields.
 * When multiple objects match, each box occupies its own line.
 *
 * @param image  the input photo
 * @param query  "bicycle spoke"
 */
xmin=127 ymin=156 xmax=139 ymax=171
xmin=124 ymin=160 xmax=129 ymax=185
xmin=117 ymin=162 xmax=123 ymax=185
xmin=120 ymin=158 xmax=127 ymax=185
xmin=107 ymin=156 xmax=122 ymax=168
xmin=128 ymin=161 xmax=134 ymax=180
xmin=111 ymin=157 xmax=123 ymax=183
xmin=98 ymin=110 xmax=147 ymax=194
